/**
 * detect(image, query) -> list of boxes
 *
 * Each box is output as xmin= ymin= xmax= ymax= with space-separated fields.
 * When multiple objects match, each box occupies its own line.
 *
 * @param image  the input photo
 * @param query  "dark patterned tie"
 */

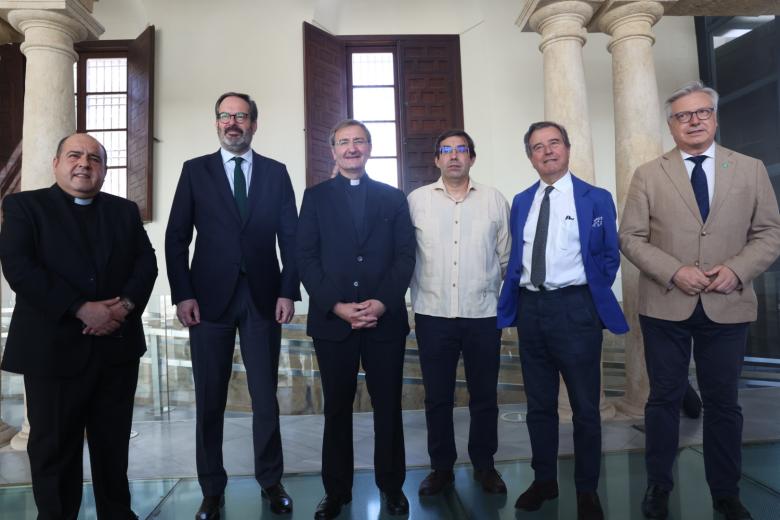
xmin=530 ymin=185 xmax=554 ymax=288
xmin=686 ymin=155 xmax=709 ymax=222
xmin=232 ymin=156 xmax=247 ymax=221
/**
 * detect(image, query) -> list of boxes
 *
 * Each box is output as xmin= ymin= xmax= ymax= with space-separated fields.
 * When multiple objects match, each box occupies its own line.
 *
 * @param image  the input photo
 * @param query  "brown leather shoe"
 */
xmin=473 ymin=468 xmax=507 ymax=494
xmin=418 ymin=469 xmax=455 ymax=496
xmin=515 ymin=480 xmax=559 ymax=511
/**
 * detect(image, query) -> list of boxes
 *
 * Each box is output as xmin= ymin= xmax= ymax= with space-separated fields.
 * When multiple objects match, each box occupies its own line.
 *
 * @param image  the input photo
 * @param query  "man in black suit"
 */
xmin=297 ymin=119 xmax=415 ymax=519
xmin=0 ymin=133 xmax=157 ymax=519
xmin=165 ymin=92 xmax=299 ymax=518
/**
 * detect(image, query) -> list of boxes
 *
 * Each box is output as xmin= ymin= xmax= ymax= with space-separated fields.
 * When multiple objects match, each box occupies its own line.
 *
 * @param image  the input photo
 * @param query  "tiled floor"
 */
xmin=2 ymin=387 xmax=780 ymax=518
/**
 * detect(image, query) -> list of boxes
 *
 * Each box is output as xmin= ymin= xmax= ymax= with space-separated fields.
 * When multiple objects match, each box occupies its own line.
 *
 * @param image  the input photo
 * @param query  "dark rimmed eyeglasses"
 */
xmin=217 ymin=112 xmax=249 ymax=123
xmin=671 ymin=107 xmax=714 ymax=124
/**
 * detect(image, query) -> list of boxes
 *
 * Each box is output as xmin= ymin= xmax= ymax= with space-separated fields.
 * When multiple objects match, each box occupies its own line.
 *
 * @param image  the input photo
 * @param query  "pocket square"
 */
xmin=592 ymin=216 xmax=603 ymax=227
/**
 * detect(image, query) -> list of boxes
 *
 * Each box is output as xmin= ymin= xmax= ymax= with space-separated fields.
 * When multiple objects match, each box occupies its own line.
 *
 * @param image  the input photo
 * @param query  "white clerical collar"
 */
xmin=74 ymin=197 xmax=94 ymax=206
xmin=350 ymin=178 xmax=360 ymax=186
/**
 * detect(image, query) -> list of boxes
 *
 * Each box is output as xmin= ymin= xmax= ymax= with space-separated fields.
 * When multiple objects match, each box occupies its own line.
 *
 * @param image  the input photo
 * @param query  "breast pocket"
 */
xmin=556 ymin=216 xmax=578 ymax=251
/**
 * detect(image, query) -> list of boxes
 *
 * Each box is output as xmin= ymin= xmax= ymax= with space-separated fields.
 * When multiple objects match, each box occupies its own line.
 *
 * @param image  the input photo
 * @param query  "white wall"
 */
xmin=91 ymin=0 xmax=699 ymax=310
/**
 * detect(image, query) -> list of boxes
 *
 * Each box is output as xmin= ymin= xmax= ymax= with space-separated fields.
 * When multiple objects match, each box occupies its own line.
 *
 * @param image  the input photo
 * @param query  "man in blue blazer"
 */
xmin=297 ymin=119 xmax=415 ymax=519
xmin=497 ymin=121 xmax=628 ymax=520
xmin=165 ymin=92 xmax=299 ymax=518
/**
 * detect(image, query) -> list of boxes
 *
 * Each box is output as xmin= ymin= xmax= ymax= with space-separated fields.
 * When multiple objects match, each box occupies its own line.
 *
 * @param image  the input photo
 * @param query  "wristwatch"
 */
xmin=119 ymin=297 xmax=136 ymax=312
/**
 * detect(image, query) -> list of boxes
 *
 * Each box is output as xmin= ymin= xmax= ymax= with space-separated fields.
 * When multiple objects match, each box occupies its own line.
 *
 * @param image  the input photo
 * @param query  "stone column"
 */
xmin=528 ymin=0 xmax=596 ymax=183
xmin=597 ymin=1 xmax=665 ymax=417
xmin=0 ymin=0 xmax=103 ymax=450
xmin=523 ymin=1 xmax=614 ymax=420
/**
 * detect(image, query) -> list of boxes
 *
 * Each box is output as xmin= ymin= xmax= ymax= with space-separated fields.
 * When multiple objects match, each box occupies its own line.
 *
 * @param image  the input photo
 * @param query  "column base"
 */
xmin=9 ymin=428 xmax=28 ymax=451
xmin=613 ymin=396 xmax=646 ymax=418
xmin=0 ymin=421 xmax=18 ymax=447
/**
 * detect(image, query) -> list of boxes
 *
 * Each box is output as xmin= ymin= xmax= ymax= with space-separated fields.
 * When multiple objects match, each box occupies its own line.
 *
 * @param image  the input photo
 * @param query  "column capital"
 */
xmin=0 ymin=0 xmax=104 ymax=44
xmin=594 ymin=1 xmax=665 ymax=52
xmin=528 ymin=1 xmax=597 ymax=51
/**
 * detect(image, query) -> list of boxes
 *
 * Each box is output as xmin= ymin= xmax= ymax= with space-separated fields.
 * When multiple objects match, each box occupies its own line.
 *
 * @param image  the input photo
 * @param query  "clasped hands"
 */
xmin=672 ymin=264 xmax=740 ymax=297
xmin=76 ymin=297 xmax=128 ymax=336
xmin=333 ymin=299 xmax=386 ymax=329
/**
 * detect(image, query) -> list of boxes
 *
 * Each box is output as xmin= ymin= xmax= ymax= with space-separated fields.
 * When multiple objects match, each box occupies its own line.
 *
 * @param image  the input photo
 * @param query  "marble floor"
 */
xmin=2 ymin=387 xmax=780 ymax=518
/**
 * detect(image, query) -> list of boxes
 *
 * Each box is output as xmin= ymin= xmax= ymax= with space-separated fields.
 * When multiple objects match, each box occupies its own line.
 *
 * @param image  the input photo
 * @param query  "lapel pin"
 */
xmin=722 ymin=162 xmax=729 ymax=169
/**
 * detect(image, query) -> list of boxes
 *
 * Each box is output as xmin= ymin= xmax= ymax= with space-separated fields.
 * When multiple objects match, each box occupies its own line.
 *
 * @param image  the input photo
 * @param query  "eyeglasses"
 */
xmin=671 ymin=107 xmax=715 ymax=123
xmin=438 ymin=145 xmax=470 ymax=155
xmin=217 ymin=112 xmax=250 ymax=123
xmin=335 ymin=138 xmax=369 ymax=147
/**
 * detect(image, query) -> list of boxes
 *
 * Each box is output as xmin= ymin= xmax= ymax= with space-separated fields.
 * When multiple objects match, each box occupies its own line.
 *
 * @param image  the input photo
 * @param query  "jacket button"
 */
xmin=701 ymin=231 xmax=707 ymax=236
xmin=357 ymin=256 xmax=363 ymax=262
xmin=353 ymin=281 xmax=359 ymax=287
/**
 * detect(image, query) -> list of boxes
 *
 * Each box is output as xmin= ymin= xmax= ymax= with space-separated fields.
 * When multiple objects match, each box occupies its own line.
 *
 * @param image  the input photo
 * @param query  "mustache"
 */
xmin=224 ymin=125 xmax=243 ymax=135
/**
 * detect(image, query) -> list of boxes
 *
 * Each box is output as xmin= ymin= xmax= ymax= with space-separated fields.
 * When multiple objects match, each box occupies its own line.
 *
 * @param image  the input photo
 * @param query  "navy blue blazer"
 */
xmin=165 ymin=150 xmax=300 ymax=322
xmin=0 ymin=186 xmax=158 ymax=376
xmin=296 ymin=175 xmax=415 ymax=341
xmin=497 ymin=174 xmax=629 ymax=334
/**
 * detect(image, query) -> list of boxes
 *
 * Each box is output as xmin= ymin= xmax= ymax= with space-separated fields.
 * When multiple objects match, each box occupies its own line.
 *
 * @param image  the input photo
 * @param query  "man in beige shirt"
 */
xmin=408 ymin=129 xmax=511 ymax=497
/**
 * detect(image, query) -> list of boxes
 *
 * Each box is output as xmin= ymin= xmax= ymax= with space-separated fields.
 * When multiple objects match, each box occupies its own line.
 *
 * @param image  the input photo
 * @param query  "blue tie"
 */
xmin=687 ymin=155 xmax=709 ymax=222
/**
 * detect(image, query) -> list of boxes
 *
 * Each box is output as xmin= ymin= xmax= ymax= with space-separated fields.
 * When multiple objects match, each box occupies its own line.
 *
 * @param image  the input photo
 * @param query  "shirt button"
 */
xmin=452 ymin=283 xmax=456 ymax=287
xmin=353 ymin=281 xmax=359 ymax=287
xmin=454 ymin=240 xmax=458 ymax=244
xmin=357 ymin=256 xmax=363 ymax=262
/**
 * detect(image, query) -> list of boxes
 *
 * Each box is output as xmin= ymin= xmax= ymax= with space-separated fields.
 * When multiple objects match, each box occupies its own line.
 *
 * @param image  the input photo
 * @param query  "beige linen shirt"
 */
xmin=408 ymin=178 xmax=511 ymax=318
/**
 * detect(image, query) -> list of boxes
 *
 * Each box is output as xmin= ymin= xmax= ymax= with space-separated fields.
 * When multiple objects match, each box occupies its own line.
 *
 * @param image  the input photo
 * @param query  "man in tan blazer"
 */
xmin=620 ymin=81 xmax=780 ymax=520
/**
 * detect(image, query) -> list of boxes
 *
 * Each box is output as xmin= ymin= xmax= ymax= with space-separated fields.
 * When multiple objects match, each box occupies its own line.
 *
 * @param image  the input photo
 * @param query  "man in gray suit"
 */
xmin=620 ymin=81 xmax=780 ymax=520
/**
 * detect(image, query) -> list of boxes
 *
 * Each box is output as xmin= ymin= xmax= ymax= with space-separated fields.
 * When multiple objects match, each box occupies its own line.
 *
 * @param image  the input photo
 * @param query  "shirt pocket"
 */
xmin=556 ymin=215 xmax=578 ymax=252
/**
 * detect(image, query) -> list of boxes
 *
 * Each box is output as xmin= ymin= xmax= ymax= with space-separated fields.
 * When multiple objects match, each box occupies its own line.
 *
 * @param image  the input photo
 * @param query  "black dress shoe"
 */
xmin=713 ymin=496 xmax=753 ymax=519
xmin=314 ymin=493 xmax=351 ymax=520
xmin=381 ymin=490 xmax=409 ymax=516
xmin=262 ymin=482 xmax=293 ymax=515
xmin=195 ymin=495 xmax=224 ymax=520
xmin=515 ymin=480 xmax=559 ymax=511
xmin=418 ymin=469 xmax=454 ymax=496
xmin=682 ymin=382 xmax=702 ymax=418
xmin=641 ymin=485 xmax=670 ymax=519
xmin=473 ymin=468 xmax=507 ymax=494
xmin=577 ymin=492 xmax=604 ymax=520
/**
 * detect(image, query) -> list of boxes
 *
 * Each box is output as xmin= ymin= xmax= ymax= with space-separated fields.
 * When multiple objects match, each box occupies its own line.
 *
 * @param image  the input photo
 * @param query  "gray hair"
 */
xmin=664 ymin=80 xmax=719 ymax=119
xmin=329 ymin=119 xmax=372 ymax=146
xmin=523 ymin=121 xmax=571 ymax=158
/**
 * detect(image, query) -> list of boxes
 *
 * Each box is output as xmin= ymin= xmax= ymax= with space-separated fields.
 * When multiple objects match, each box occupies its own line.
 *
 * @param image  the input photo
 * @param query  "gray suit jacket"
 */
xmin=619 ymin=144 xmax=780 ymax=323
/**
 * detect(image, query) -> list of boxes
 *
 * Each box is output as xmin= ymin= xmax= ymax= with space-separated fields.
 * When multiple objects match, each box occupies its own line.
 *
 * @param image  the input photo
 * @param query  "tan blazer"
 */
xmin=619 ymin=144 xmax=780 ymax=323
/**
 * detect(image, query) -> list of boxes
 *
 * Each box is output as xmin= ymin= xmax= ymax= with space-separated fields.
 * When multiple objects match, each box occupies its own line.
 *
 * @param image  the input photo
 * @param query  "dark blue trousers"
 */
xmin=190 ymin=276 xmax=283 ymax=496
xmin=641 ymin=302 xmax=748 ymax=498
xmin=415 ymin=314 xmax=501 ymax=471
xmin=516 ymin=285 xmax=603 ymax=492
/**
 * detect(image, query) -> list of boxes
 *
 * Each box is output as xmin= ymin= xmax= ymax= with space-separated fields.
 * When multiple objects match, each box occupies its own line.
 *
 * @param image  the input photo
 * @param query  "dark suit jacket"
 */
xmin=296 ymin=175 xmax=415 ymax=341
xmin=165 ymin=150 xmax=300 ymax=321
xmin=497 ymin=174 xmax=629 ymax=334
xmin=0 ymin=185 xmax=158 ymax=377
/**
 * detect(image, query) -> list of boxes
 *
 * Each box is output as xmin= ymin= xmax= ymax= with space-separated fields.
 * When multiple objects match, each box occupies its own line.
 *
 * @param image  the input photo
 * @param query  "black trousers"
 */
xmin=641 ymin=302 xmax=749 ymax=498
xmin=25 ymin=354 xmax=139 ymax=520
xmin=314 ymin=331 xmax=406 ymax=497
xmin=415 ymin=313 xmax=501 ymax=471
xmin=516 ymin=285 xmax=603 ymax=492
xmin=190 ymin=276 xmax=283 ymax=496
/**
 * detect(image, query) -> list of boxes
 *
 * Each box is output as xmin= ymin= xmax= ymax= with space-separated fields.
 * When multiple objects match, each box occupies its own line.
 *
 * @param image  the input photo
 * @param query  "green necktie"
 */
xmin=232 ymin=156 xmax=247 ymax=221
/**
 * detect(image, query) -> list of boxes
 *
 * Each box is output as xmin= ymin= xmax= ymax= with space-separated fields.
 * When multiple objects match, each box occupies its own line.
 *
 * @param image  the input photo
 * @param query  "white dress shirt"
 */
xmin=680 ymin=142 xmax=716 ymax=205
xmin=220 ymin=147 xmax=254 ymax=195
xmin=520 ymin=172 xmax=587 ymax=290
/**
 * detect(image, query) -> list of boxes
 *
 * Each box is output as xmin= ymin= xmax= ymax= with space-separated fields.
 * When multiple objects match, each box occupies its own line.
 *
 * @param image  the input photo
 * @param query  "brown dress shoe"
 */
xmin=515 ymin=480 xmax=559 ymax=511
xmin=473 ymin=468 xmax=507 ymax=494
xmin=418 ymin=469 xmax=455 ymax=496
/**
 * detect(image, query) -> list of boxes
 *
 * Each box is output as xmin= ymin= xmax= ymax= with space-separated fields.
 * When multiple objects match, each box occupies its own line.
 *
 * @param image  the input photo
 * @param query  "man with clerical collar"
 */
xmin=166 ymin=92 xmax=299 ymax=519
xmin=620 ymin=81 xmax=780 ymax=520
xmin=497 ymin=121 xmax=628 ymax=520
xmin=0 ymin=132 xmax=158 ymax=519
xmin=407 ymin=129 xmax=511 ymax=497
xmin=296 ymin=119 xmax=415 ymax=519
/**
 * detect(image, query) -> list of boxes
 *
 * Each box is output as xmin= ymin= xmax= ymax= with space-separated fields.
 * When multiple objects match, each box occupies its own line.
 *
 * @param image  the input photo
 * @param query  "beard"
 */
xmin=219 ymin=125 xmax=253 ymax=153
